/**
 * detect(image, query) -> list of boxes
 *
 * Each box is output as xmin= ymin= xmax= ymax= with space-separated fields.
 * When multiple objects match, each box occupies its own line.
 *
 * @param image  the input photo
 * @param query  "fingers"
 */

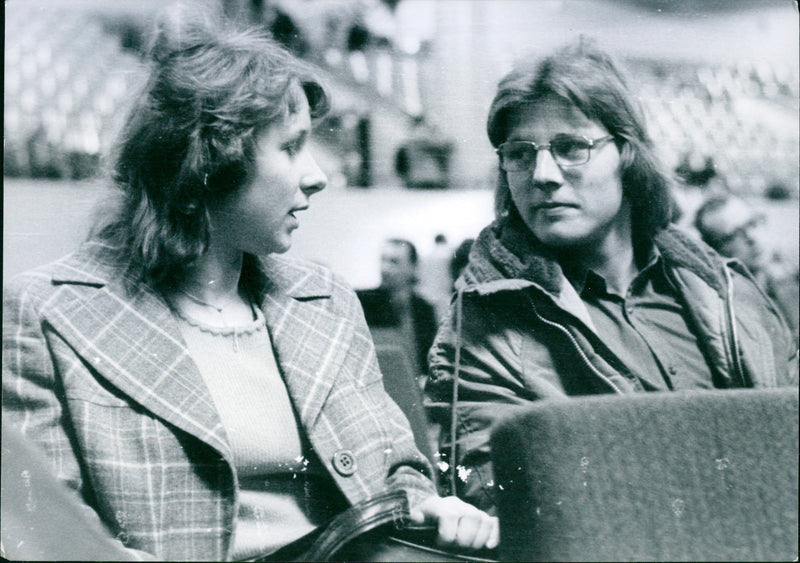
xmin=451 ymin=510 xmax=498 ymax=551
xmin=417 ymin=496 xmax=499 ymax=550
xmin=407 ymin=507 xmax=425 ymax=525
xmin=485 ymin=515 xmax=500 ymax=550
xmin=435 ymin=506 xmax=459 ymax=546
xmin=463 ymin=512 xmax=497 ymax=550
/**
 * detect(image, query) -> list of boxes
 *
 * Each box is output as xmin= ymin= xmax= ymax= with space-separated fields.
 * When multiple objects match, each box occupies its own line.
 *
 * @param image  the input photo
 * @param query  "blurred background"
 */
xmin=4 ymin=0 xmax=799 ymax=290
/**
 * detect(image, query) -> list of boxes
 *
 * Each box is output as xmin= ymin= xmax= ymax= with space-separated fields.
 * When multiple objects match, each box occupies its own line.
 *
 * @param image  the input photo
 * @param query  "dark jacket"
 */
xmin=426 ymin=215 xmax=798 ymax=513
xmin=357 ymin=287 xmax=438 ymax=375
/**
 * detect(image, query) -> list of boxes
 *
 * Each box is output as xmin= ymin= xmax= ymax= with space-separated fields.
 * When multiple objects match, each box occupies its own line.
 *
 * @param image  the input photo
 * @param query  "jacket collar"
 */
xmin=254 ymin=254 xmax=351 ymax=430
xmin=44 ymin=266 xmax=236 ymax=465
xmin=45 ymin=241 xmax=340 ymax=462
xmin=460 ymin=214 xmax=728 ymax=299
xmin=50 ymin=241 xmax=334 ymax=300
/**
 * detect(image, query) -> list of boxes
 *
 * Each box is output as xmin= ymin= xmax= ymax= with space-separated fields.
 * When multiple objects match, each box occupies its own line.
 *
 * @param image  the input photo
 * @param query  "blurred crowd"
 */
xmin=5 ymin=0 xmax=798 ymax=198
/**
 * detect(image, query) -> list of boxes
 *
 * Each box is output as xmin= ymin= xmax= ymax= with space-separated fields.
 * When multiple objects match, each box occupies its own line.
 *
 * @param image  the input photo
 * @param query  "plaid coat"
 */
xmin=2 ymin=240 xmax=436 ymax=561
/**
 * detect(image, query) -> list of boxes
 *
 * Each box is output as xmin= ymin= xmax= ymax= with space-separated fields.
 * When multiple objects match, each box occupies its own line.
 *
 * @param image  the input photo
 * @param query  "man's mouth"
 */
xmin=535 ymin=201 xmax=579 ymax=210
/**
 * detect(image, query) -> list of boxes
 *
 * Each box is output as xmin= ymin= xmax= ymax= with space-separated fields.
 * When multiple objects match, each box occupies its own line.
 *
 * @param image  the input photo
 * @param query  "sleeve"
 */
xmin=338 ymin=279 xmax=438 ymax=509
xmin=2 ymin=276 xmax=152 ymax=561
xmin=425 ymin=291 xmax=533 ymax=514
xmin=3 ymin=275 xmax=85 ymax=489
xmin=728 ymin=266 xmax=799 ymax=387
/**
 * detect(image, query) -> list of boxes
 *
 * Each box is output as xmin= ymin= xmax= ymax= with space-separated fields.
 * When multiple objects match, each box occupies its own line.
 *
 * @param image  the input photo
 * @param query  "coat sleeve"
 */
xmin=425 ymin=290 xmax=534 ymax=514
xmin=2 ymin=274 xmax=151 ymax=561
xmin=730 ymin=267 xmax=799 ymax=387
xmin=334 ymin=277 xmax=438 ymax=509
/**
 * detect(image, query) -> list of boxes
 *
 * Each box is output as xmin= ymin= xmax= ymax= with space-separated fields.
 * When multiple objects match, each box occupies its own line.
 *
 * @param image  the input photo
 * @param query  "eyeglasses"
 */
xmin=496 ymin=134 xmax=615 ymax=172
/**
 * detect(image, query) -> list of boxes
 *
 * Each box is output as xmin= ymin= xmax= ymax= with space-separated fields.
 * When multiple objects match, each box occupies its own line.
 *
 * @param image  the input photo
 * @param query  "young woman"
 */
xmin=2 ymin=5 xmax=497 ymax=560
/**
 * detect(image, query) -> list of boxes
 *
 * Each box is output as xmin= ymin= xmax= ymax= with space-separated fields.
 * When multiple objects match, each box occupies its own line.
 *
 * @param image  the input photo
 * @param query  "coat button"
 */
xmin=332 ymin=450 xmax=357 ymax=476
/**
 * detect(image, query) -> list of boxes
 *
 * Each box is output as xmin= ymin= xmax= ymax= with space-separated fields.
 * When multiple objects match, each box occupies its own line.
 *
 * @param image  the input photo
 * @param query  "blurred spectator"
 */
xmin=695 ymin=193 xmax=799 ymax=338
xmin=764 ymin=181 xmax=793 ymax=201
xmin=346 ymin=20 xmax=371 ymax=82
xmin=418 ymin=233 xmax=455 ymax=320
xmin=357 ymin=239 xmax=438 ymax=378
xmin=394 ymin=116 xmax=453 ymax=189
xmin=675 ymin=152 xmax=717 ymax=187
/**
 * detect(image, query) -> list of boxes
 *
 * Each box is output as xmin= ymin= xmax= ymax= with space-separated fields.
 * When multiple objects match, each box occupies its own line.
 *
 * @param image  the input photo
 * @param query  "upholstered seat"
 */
xmin=491 ymin=388 xmax=798 ymax=561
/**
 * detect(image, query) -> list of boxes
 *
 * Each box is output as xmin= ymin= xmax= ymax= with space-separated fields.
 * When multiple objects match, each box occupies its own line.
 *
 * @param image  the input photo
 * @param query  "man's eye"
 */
xmin=553 ymin=138 xmax=588 ymax=159
xmin=507 ymin=146 xmax=531 ymax=161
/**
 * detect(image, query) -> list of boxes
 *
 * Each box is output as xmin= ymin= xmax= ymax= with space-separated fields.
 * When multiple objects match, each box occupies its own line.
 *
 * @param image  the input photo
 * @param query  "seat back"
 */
xmin=490 ymin=388 xmax=799 ymax=562
xmin=370 ymin=327 xmax=436 ymax=465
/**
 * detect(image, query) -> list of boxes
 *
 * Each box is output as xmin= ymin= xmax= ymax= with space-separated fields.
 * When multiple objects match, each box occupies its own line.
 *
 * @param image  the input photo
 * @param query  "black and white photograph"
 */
xmin=3 ymin=0 xmax=798 ymax=561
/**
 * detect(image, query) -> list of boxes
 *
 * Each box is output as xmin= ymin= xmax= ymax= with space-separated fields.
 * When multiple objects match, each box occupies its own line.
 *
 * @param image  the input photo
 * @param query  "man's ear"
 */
xmin=618 ymin=139 xmax=636 ymax=169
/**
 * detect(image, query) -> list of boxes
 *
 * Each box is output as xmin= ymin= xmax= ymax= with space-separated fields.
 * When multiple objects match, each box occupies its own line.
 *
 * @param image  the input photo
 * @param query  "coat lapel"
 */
xmin=257 ymin=255 xmax=353 ymax=430
xmin=43 ymin=250 xmax=232 ymax=463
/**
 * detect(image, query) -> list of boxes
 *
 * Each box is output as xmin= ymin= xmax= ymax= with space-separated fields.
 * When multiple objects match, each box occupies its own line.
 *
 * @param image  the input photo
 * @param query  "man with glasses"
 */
xmin=695 ymin=193 xmax=798 ymax=337
xmin=425 ymin=40 xmax=798 ymax=513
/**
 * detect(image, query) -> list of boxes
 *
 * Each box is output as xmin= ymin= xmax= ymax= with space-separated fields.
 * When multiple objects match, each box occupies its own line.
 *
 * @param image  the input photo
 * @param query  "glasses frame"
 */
xmin=496 ymin=134 xmax=615 ymax=172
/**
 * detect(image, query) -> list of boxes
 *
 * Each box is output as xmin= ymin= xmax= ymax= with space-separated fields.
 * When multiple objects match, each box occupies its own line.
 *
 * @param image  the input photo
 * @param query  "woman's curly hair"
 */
xmin=94 ymin=2 xmax=330 ymax=292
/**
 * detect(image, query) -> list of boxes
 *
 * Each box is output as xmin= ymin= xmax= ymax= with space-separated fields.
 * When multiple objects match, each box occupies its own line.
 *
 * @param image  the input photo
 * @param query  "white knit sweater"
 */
xmin=175 ymin=307 xmax=339 ymax=559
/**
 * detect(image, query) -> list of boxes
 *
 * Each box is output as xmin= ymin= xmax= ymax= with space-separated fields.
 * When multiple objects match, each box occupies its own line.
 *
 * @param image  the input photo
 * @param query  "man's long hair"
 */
xmin=486 ymin=39 xmax=673 ymax=244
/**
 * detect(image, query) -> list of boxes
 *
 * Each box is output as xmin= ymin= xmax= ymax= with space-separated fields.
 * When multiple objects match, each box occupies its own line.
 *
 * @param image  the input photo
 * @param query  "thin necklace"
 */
xmin=176 ymin=287 xmax=236 ymax=314
xmin=177 ymin=288 xmax=255 ymax=352
xmin=174 ymin=287 xmax=252 ymax=352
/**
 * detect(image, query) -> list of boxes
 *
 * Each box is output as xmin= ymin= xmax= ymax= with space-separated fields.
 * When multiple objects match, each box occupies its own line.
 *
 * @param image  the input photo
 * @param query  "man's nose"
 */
xmin=531 ymin=148 xmax=564 ymax=189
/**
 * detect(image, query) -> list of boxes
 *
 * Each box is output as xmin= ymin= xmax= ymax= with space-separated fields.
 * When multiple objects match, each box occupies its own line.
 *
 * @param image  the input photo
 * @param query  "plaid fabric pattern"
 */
xmin=3 ymin=241 xmax=435 ymax=561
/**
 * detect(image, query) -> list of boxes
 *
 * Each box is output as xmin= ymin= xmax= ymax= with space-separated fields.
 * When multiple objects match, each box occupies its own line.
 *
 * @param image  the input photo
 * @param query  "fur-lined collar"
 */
xmin=459 ymin=213 xmax=727 ymax=297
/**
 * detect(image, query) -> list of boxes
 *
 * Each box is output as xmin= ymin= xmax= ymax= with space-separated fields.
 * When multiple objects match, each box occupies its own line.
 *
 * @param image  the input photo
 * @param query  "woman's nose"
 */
xmin=301 ymin=152 xmax=327 ymax=195
xmin=532 ymin=148 xmax=564 ymax=188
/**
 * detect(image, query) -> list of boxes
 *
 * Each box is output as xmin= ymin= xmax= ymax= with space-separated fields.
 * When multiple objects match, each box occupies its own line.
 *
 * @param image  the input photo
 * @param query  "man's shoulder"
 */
xmin=411 ymin=292 xmax=437 ymax=316
xmin=355 ymin=287 xmax=390 ymax=303
xmin=354 ymin=287 xmax=398 ymax=327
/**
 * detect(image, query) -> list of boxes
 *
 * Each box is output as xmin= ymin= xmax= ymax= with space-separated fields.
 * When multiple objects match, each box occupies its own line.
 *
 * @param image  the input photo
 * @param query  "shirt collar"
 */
xmin=567 ymin=243 xmax=676 ymax=297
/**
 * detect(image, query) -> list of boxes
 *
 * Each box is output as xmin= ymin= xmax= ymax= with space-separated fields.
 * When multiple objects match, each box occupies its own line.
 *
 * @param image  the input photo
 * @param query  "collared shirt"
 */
xmin=572 ymin=249 xmax=715 ymax=391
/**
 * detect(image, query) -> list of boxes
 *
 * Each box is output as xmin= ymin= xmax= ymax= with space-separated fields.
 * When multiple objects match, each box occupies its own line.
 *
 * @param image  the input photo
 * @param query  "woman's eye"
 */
xmin=284 ymin=139 xmax=304 ymax=157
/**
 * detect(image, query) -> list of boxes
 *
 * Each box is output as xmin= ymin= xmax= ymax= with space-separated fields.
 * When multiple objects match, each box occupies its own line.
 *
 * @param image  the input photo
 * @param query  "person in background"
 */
xmin=2 ymin=5 xmax=497 ymax=560
xmin=425 ymin=39 xmax=798 ymax=514
xmin=394 ymin=115 xmax=453 ymax=189
xmin=418 ymin=233 xmax=456 ymax=320
xmin=358 ymin=238 xmax=439 ymax=380
xmin=694 ymin=192 xmax=799 ymax=339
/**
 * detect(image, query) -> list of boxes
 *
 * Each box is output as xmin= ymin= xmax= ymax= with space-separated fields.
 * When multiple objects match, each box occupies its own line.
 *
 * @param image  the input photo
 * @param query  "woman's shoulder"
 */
xmin=259 ymin=253 xmax=356 ymax=300
xmin=4 ymin=241 xmax=126 ymax=312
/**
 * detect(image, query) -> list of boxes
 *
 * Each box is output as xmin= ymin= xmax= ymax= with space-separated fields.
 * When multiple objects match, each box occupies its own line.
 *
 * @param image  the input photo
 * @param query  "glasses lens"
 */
xmin=550 ymin=136 xmax=591 ymax=165
xmin=499 ymin=143 xmax=536 ymax=172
